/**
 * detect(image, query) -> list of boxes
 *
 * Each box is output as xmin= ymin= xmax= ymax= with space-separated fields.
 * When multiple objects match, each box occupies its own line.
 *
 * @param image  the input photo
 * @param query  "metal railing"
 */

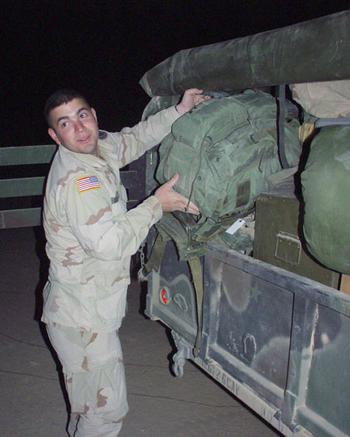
xmin=0 ymin=144 xmax=145 ymax=229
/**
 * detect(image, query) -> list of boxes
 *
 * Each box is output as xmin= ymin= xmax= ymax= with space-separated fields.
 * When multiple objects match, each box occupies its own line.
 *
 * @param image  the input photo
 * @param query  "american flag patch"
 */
xmin=76 ymin=176 xmax=101 ymax=192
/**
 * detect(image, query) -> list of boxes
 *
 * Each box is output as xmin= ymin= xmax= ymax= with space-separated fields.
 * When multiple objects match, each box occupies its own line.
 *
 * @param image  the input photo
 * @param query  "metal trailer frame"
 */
xmin=145 ymin=238 xmax=350 ymax=436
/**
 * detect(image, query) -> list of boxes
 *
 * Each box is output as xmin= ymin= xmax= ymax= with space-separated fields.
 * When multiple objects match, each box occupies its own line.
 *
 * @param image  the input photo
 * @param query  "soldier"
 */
xmin=42 ymin=88 xmax=207 ymax=436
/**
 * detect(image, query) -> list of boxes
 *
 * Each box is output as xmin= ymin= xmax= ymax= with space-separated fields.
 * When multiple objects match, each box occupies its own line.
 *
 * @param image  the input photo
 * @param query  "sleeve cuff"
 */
xmin=143 ymin=195 xmax=163 ymax=224
xmin=169 ymin=105 xmax=182 ymax=122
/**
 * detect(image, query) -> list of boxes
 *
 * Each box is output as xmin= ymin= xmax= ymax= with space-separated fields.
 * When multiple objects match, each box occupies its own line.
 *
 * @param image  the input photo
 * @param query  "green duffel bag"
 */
xmin=302 ymin=124 xmax=350 ymax=274
xmin=156 ymin=89 xmax=301 ymax=259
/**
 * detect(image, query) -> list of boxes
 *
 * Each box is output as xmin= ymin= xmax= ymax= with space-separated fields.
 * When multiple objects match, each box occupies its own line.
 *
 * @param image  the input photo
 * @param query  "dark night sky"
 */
xmin=1 ymin=0 xmax=349 ymax=146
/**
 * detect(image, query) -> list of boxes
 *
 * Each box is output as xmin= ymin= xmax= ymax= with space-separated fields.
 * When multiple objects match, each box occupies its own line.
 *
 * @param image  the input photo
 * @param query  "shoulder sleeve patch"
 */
xmin=76 ymin=176 xmax=101 ymax=193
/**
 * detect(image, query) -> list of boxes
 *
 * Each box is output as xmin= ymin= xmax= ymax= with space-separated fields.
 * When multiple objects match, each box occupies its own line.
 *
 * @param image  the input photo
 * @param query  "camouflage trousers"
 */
xmin=46 ymin=323 xmax=128 ymax=437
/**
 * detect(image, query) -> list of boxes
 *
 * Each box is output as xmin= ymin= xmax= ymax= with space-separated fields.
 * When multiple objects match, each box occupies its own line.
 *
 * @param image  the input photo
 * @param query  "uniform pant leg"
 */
xmin=46 ymin=323 xmax=128 ymax=437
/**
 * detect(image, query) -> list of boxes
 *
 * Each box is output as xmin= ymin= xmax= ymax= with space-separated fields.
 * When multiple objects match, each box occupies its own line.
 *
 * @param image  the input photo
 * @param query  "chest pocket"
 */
xmin=100 ymin=163 xmax=127 ymax=215
xmin=111 ymin=184 xmax=127 ymax=215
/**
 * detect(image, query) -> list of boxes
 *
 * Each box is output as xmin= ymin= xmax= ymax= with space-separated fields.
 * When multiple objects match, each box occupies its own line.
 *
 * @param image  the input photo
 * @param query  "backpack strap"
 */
xmin=140 ymin=231 xmax=170 ymax=278
xmin=276 ymin=84 xmax=290 ymax=169
xmin=315 ymin=117 xmax=350 ymax=128
xmin=187 ymin=256 xmax=204 ymax=357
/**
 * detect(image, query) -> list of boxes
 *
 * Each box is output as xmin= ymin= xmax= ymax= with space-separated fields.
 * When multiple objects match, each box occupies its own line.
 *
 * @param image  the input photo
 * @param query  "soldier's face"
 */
xmin=48 ymin=98 xmax=99 ymax=155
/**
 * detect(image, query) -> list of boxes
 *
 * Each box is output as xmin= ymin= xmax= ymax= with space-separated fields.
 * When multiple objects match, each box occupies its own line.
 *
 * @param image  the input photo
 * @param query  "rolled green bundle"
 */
xmin=302 ymin=125 xmax=350 ymax=274
xmin=140 ymin=11 xmax=350 ymax=96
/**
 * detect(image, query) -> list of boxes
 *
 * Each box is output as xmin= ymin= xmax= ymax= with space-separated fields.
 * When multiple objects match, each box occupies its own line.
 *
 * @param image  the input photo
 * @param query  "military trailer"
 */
xmin=1 ymin=10 xmax=350 ymax=437
xmin=139 ymin=11 xmax=350 ymax=436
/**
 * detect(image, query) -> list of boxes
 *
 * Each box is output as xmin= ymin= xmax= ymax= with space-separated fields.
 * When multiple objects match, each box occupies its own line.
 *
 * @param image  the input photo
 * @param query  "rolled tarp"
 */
xmin=140 ymin=11 xmax=350 ymax=97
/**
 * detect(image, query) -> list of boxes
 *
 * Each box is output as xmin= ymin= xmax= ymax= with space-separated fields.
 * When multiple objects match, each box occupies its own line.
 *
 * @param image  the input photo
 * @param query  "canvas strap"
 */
xmin=142 ymin=231 xmax=169 ymax=276
xmin=187 ymin=256 xmax=204 ymax=357
xmin=276 ymin=84 xmax=289 ymax=169
xmin=315 ymin=117 xmax=350 ymax=128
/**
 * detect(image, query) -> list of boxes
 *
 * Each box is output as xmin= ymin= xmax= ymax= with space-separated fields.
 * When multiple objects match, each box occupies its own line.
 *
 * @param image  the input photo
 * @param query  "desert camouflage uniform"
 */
xmin=42 ymin=106 xmax=179 ymax=436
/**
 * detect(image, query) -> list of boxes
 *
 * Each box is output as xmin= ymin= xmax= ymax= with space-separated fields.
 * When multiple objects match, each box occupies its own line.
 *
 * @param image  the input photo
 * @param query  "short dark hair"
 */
xmin=44 ymin=89 xmax=89 ymax=125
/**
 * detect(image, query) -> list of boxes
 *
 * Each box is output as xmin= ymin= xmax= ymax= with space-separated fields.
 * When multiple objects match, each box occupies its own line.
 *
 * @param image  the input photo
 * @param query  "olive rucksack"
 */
xmin=144 ymin=89 xmax=301 ymax=357
xmin=155 ymin=89 xmax=301 ymax=259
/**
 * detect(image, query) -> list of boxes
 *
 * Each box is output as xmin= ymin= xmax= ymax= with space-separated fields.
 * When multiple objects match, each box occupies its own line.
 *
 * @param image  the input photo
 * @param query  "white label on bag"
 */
xmin=225 ymin=218 xmax=246 ymax=235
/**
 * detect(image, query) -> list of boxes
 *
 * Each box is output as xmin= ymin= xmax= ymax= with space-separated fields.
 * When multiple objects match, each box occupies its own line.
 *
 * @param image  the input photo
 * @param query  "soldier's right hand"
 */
xmin=154 ymin=174 xmax=200 ymax=215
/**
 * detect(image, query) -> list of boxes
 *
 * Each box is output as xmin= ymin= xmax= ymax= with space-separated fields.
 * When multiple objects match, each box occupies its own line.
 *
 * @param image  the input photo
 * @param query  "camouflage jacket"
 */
xmin=42 ymin=106 xmax=179 ymax=331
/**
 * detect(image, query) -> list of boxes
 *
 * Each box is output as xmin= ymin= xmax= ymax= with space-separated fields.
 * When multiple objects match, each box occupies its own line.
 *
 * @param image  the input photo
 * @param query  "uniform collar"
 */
xmin=59 ymin=144 xmax=108 ymax=168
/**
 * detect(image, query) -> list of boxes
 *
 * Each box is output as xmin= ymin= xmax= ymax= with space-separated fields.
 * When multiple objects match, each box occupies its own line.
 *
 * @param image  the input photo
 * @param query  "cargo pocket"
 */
xmin=94 ymin=360 xmax=128 ymax=420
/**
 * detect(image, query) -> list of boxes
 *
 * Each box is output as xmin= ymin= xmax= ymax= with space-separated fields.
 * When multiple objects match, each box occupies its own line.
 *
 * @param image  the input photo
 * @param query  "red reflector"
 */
xmin=161 ymin=288 xmax=168 ymax=304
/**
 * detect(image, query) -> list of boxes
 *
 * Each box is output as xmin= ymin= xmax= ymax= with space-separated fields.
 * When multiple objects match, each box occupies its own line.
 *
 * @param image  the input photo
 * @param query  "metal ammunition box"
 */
xmin=254 ymin=193 xmax=340 ymax=288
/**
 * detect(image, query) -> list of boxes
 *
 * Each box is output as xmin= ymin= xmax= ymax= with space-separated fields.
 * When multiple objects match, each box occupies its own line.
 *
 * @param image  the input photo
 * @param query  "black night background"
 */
xmin=0 ymin=4 xmax=350 ymax=435
xmin=1 ymin=0 xmax=349 ymax=147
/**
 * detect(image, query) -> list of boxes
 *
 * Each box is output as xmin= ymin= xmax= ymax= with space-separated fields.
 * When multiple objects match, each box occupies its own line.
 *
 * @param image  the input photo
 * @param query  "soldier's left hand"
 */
xmin=154 ymin=174 xmax=200 ymax=215
xmin=175 ymin=88 xmax=211 ymax=114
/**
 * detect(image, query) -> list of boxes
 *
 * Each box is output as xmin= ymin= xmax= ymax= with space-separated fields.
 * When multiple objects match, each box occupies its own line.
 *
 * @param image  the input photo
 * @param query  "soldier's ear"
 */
xmin=48 ymin=128 xmax=60 ymax=146
xmin=91 ymin=107 xmax=97 ymax=122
